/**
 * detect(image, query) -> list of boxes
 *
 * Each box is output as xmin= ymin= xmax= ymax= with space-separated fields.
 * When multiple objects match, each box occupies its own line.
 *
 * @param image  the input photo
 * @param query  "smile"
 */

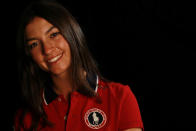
xmin=48 ymin=53 xmax=63 ymax=63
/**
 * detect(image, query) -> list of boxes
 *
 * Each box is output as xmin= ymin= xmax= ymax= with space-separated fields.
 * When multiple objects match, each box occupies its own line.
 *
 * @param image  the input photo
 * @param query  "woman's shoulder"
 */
xmin=14 ymin=108 xmax=32 ymax=130
xmin=99 ymin=80 xmax=135 ymax=100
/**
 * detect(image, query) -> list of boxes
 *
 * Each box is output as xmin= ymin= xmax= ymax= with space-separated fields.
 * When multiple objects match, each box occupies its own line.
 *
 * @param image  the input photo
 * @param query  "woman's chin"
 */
xmin=49 ymin=67 xmax=71 ymax=78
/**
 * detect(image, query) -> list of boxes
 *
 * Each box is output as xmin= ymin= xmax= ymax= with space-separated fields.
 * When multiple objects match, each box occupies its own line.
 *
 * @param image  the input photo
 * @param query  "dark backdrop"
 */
xmin=1 ymin=0 xmax=196 ymax=131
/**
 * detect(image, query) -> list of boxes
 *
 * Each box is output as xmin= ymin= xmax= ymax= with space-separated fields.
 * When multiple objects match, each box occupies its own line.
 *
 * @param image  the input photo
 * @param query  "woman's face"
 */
xmin=25 ymin=17 xmax=72 ymax=76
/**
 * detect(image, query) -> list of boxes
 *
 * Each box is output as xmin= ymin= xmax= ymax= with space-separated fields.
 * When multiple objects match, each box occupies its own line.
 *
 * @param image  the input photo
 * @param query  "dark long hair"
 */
xmin=16 ymin=1 xmax=102 ymax=130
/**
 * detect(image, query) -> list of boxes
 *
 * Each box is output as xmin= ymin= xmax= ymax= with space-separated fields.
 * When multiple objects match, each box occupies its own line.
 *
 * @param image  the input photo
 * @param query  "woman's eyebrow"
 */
xmin=26 ymin=38 xmax=37 ymax=42
xmin=45 ymin=26 xmax=55 ymax=35
xmin=26 ymin=26 xmax=56 ymax=42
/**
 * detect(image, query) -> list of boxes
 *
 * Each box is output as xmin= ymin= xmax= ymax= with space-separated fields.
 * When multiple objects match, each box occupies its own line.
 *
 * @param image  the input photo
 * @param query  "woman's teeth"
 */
xmin=48 ymin=54 xmax=62 ymax=63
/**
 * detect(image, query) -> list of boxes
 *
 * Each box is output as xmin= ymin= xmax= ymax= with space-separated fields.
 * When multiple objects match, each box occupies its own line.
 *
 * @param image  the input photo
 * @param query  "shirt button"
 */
xmin=64 ymin=116 xmax=67 ymax=120
xmin=58 ymin=98 xmax=61 ymax=102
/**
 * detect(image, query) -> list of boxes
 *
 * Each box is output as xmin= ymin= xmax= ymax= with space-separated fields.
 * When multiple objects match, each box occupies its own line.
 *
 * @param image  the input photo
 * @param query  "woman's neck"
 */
xmin=51 ymin=71 xmax=73 ymax=100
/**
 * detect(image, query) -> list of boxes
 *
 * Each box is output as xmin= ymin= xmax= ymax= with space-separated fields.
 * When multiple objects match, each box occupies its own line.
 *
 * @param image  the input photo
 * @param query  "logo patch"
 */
xmin=84 ymin=108 xmax=107 ymax=129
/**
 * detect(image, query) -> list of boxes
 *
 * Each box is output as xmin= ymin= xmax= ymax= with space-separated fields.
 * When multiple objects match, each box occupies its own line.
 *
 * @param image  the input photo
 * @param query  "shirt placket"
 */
xmin=54 ymin=95 xmax=68 ymax=131
xmin=65 ymin=92 xmax=80 ymax=131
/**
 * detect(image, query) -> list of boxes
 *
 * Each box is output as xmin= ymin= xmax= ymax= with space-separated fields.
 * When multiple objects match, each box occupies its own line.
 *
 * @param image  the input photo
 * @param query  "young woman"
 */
xmin=14 ymin=1 xmax=144 ymax=131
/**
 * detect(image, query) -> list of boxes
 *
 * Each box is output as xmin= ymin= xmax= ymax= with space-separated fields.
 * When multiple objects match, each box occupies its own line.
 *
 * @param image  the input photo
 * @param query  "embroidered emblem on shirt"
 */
xmin=84 ymin=108 xmax=107 ymax=129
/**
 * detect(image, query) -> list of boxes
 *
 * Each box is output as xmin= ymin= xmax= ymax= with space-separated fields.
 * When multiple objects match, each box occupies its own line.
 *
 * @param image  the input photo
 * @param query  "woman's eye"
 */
xmin=29 ymin=42 xmax=38 ymax=49
xmin=50 ymin=32 xmax=60 ymax=38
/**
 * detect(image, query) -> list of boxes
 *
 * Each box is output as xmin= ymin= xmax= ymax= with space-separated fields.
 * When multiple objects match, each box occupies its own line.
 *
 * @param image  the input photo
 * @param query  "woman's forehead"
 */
xmin=25 ymin=17 xmax=57 ymax=38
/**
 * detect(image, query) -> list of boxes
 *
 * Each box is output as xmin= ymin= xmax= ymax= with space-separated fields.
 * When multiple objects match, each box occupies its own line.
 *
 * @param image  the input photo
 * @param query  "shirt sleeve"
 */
xmin=119 ymin=85 xmax=144 ymax=130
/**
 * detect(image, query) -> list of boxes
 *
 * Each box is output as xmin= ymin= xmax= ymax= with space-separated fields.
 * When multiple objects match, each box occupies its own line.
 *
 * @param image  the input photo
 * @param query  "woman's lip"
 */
xmin=47 ymin=53 xmax=63 ymax=63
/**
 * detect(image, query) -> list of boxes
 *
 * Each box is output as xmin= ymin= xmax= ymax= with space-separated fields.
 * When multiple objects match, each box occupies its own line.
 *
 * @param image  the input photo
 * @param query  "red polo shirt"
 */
xmin=15 ymin=77 xmax=144 ymax=131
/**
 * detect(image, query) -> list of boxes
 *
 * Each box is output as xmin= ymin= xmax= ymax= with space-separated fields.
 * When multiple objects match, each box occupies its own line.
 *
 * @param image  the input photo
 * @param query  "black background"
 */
xmin=1 ymin=0 xmax=196 ymax=130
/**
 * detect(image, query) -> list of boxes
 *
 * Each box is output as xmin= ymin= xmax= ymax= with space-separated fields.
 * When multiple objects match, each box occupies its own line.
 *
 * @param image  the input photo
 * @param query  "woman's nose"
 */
xmin=42 ymin=40 xmax=55 ymax=55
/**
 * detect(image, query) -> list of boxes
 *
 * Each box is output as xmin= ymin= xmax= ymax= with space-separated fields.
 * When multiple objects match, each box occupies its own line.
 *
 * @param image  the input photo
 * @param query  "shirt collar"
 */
xmin=43 ymin=74 xmax=99 ymax=105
